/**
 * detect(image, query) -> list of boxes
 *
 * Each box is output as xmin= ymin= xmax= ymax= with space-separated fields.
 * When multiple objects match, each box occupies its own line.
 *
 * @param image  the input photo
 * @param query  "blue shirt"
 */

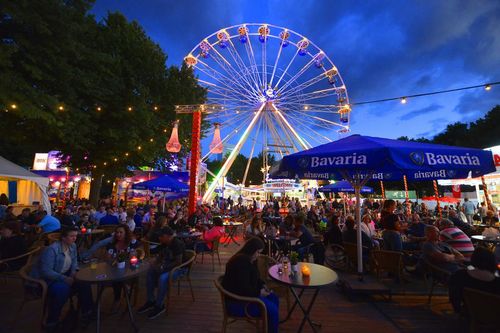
xmin=93 ymin=211 xmax=106 ymax=222
xmin=298 ymin=225 xmax=314 ymax=246
xmin=99 ymin=214 xmax=119 ymax=226
xmin=407 ymin=222 xmax=426 ymax=238
xmin=134 ymin=214 xmax=143 ymax=228
xmin=38 ymin=215 xmax=61 ymax=233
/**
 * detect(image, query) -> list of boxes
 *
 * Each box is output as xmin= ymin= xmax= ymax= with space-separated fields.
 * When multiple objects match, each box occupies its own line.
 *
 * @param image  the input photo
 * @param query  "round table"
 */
xmin=263 ymin=235 xmax=298 ymax=260
xmin=471 ymin=235 xmax=500 ymax=244
xmin=268 ymin=262 xmax=337 ymax=332
xmin=222 ymin=222 xmax=243 ymax=247
xmin=76 ymin=261 xmax=150 ymax=333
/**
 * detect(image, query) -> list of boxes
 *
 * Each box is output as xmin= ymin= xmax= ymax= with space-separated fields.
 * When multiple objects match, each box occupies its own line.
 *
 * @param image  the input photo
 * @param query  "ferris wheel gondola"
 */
xmin=182 ymin=23 xmax=351 ymax=202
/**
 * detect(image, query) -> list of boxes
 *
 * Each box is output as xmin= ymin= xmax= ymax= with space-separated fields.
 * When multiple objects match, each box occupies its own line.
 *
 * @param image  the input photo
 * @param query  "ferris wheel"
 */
xmin=182 ymin=23 xmax=351 ymax=202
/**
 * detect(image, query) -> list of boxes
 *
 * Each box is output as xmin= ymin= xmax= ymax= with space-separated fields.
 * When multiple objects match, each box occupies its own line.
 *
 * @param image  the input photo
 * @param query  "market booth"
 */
xmin=0 ymin=155 xmax=51 ymax=214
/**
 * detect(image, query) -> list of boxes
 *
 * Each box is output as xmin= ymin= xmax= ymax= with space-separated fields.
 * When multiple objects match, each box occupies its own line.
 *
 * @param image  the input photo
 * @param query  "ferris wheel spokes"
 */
xmin=202 ymin=103 xmax=266 ymax=202
xmin=273 ymin=47 xmax=300 ymax=90
xmin=226 ymin=37 xmax=261 ymax=92
xmin=195 ymin=61 xmax=259 ymax=103
xmin=275 ymin=55 xmax=317 ymax=95
xmin=277 ymin=70 xmax=332 ymax=100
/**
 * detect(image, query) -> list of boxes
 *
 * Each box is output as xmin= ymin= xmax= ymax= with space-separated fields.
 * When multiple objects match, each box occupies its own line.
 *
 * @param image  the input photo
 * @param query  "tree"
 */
xmin=0 ymin=1 xmax=206 ymax=205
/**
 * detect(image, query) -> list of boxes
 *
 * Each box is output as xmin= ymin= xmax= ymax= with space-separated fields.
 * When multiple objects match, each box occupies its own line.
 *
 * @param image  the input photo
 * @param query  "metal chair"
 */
xmin=165 ymin=250 xmax=196 ymax=313
xmin=196 ymin=236 xmax=221 ymax=271
xmin=214 ymin=276 xmax=268 ymax=333
xmin=463 ymin=288 xmax=500 ymax=333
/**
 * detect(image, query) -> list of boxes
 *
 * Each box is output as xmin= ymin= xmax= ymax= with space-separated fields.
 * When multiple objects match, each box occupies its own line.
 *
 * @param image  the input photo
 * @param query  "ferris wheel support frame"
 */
xmin=202 ymin=103 xmax=266 ymax=203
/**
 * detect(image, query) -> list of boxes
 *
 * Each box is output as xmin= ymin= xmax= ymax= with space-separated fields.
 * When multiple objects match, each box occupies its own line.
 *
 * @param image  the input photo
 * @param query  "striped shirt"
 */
xmin=439 ymin=227 xmax=474 ymax=258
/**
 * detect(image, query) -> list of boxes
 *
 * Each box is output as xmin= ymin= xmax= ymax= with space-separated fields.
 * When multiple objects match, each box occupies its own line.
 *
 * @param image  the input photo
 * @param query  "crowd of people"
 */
xmin=1 ymin=192 xmax=500 ymax=332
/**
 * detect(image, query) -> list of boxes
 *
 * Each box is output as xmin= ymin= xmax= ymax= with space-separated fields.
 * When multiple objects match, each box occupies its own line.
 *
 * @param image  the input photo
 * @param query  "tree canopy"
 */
xmin=0 ymin=0 xmax=205 ymax=202
xmin=398 ymin=105 xmax=500 ymax=148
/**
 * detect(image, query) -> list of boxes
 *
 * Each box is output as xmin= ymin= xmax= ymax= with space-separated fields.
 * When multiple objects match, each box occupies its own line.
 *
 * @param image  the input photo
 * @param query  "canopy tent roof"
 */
xmin=318 ymin=180 xmax=373 ymax=193
xmin=0 ymin=155 xmax=50 ymax=213
xmin=132 ymin=174 xmax=189 ymax=192
xmin=270 ymin=134 xmax=496 ymax=277
xmin=0 ymin=156 xmax=49 ymax=186
xmin=271 ymin=134 xmax=496 ymax=181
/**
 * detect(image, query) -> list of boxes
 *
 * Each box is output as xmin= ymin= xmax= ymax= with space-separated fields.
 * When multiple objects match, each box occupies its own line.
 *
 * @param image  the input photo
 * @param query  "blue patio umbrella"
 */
xmin=132 ymin=174 xmax=189 ymax=211
xmin=319 ymin=181 xmax=373 ymax=193
xmin=271 ymin=134 xmax=495 ymax=275
xmin=132 ymin=174 xmax=189 ymax=192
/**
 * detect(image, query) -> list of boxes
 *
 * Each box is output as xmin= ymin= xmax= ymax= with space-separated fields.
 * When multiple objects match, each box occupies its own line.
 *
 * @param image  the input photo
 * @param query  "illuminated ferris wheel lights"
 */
xmin=186 ymin=23 xmax=350 ymax=201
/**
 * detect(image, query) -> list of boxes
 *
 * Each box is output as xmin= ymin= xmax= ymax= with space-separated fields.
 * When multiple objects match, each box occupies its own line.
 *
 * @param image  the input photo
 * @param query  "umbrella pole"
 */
xmin=162 ymin=192 xmax=166 ymax=212
xmin=355 ymin=184 xmax=363 ymax=280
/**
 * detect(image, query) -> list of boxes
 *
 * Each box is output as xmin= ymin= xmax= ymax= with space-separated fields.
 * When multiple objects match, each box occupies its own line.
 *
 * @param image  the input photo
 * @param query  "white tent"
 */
xmin=0 ymin=155 xmax=51 ymax=214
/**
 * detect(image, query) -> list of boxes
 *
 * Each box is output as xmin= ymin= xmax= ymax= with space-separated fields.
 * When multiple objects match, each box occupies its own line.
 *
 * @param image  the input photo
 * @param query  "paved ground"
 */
xmin=0 ymin=235 xmax=467 ymax=333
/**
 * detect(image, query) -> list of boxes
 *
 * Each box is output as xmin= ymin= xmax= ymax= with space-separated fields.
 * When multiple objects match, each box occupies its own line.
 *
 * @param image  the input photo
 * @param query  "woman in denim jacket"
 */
xmin=31 ymin=227 xmax=93 ymax=331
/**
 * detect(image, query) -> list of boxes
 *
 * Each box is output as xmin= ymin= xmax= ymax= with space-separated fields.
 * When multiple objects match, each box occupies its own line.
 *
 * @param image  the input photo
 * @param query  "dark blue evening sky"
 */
xmin=91 ymin=0 xmax=500 ymax=142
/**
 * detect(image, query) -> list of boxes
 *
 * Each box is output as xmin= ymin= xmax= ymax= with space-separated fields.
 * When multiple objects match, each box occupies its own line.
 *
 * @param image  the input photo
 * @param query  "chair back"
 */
xmin=214 ymin=276 xmax=268 ymax=333
xmin=141 ymin=238 xmax=160 ymax=258
xmin=180 ymin=250 xmax=196 ymax=274
xmin=98 ymin=225 xmax=117 ymax=236
xmin=371 ymin=249 xmax=402 ymax=279
xmin=421 ymin=257 xmax=451 ymax=284
xmin=212 ymin=236 xmax=221 ymax=253
xmin=464 ymin=288 xmax=500 ymax=329
xmin=19 ymin=263 xmax=48 ymax=299
xmin=343 ymin=242 xmax=358 ymax=266
xmin=46 ymin=232 xmax=61 ymax=244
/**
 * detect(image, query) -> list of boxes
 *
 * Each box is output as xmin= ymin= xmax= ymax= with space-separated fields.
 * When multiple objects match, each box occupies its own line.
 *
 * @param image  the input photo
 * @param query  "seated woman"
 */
xmin=31 ymin=227 xmax=93 ymax=331
xmin=106 ymin=225 xmax=140 ymax=312
xmin=382 ymin=215 xmax=403 ymax=252
xmin=222 ymin=237 xmax=279 ymax=333
xmin=449 ymin=247 xmax=500 ymax=313
xmin=342 ymin=216 xmax=373 ymax=250
xmin=245 ymin=216 xmax=263 ymax=239
xmin=0 ymin=221 xmax=27 ymax=271
xmin=195 ymin=216 xmax=225 ymax=253
xmin=323 ymin=215 xmax=344 ymax=269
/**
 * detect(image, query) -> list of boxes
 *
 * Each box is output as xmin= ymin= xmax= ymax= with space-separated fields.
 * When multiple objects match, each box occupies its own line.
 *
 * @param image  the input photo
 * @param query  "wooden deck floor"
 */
xmin=0 ymin=236 xmax=466 ymax=333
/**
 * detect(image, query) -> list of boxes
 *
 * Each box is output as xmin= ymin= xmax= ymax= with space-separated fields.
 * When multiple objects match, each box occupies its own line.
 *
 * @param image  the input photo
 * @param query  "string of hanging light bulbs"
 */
xmin=3 ymin=80 xmax=497 ymax=173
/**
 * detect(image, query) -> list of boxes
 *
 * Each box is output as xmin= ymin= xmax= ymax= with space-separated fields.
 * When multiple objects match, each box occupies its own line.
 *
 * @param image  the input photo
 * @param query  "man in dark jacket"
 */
xmin=137 ymin=227 xmax=185 ymax=319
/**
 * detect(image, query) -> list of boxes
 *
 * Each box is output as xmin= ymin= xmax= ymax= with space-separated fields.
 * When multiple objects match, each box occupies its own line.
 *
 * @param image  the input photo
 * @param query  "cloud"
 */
xmin=399 ymin=103 xmax=443 ymax=121
xmin=89 ymin=0 xmax=500 ymax=144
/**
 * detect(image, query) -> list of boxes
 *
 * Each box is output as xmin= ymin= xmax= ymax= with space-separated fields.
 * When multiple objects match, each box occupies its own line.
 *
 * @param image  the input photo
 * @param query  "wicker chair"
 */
xmin=17 ymin=263 xmax=48 ymax=328
xmin=141 ymin=238 xmax=160 ymax=258
xmin=196 ymin=237 xmax=221 ymax=271
xmin=46 ymin=232 xmax=61 ymax=244
xmin=214 ymin=276 xmax=268 ymax=333
xmin=421 ymin=258 xmax=451 ymax=303
xmin=343 ymin=242 xmax=370 ymax=271
xmin=256 ymin=254 xmax=291 ymax=311
xmin=463 ymin=288 xmax=500 ymax=333
xmin=0 ymin=246 xmax=42 ymax=282
xmin=165 ymin=250 xmax=196 ymax=312
xmin=371 ymin=249 xmax=403 ymax=281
